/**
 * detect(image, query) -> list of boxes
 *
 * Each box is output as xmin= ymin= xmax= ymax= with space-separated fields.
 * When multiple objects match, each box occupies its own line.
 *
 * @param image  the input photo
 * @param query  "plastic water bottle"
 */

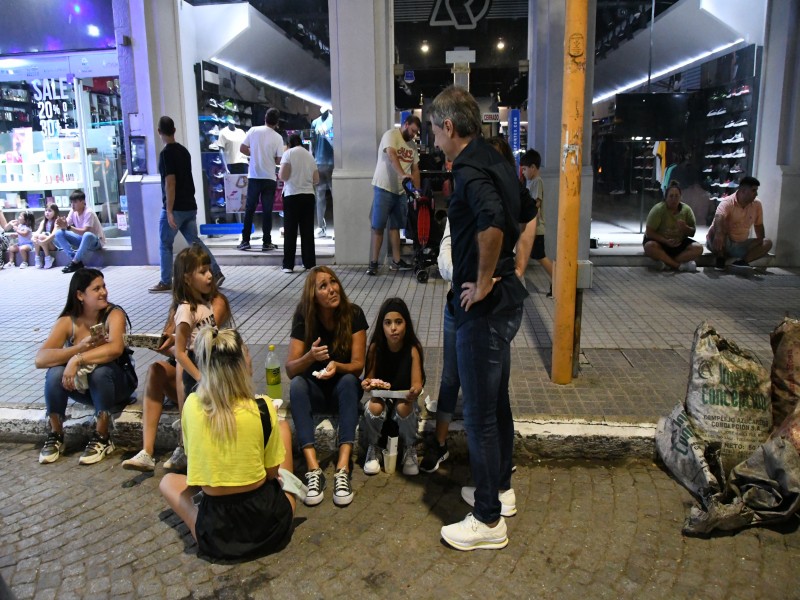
xmin=266 ymin=344 xmax=282 ymax=400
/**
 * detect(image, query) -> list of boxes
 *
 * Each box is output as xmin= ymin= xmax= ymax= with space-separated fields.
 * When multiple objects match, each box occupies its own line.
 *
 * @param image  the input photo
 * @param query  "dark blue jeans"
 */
xmin=44 ymin=362 xmax=136 ymax=419
xmin=242 ymin=178 xmax=277 ymax=244
xmin=289 ymin=374 xmax=361 ymax=448
xmin=456 ymin=306 xmax=523 ymax=524
xmin=437 ymin=302 xmax=460 ymax=422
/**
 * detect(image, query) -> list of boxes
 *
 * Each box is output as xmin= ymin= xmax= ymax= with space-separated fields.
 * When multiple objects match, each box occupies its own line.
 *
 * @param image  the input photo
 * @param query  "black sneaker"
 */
xmin=62 ymin=260 xmax=84 ymax=274
xmin=236 ymin=241 xmax=251 ymax=251
xmin=303 ymin=468 xmax=326 ymax=506
xmin=390 ymin=258 xmax=412 ymax=271
xmin=262 ymin=243 xmax=278 ymax=251
xmin=714 ymin=256 xmax=726 ymax=271
xmin=78 ymin=432 xmax=115 ymax=465
xmin=420 ymin=440 xmax=449 ymax=473
xmin=332 ymin=468 xmax=354 ymax=506
xmin=39 ymin=432 xmax=64 ymax=464
xmin=732 ymin=259 xmax=749 ymax=267
xmin=366 ymin=261 xmax=379 ymax=276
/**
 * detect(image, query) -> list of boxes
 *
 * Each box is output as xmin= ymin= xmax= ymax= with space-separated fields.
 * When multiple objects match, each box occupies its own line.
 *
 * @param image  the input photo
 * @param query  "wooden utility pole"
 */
xmin=551 ymin=0 xmax=588 ymax=384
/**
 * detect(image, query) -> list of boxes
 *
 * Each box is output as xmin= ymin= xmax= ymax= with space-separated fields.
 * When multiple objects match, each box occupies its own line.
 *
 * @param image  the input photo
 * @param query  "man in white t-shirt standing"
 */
xmin=279 ymin=134 xmax=319 ymax=273
xmin=366 ymin=115 xmax=421 ymax=275
xmin=238 ymin=108 xmax=284 ymax=251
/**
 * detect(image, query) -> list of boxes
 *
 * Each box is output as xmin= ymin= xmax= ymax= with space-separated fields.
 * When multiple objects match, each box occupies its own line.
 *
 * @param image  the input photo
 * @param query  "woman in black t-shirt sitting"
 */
xmin=286 ymin=267 xmax=367 ymax=508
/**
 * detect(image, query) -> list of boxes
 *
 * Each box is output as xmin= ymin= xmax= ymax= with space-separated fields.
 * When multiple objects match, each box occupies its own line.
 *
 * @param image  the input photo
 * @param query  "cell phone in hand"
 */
xmin=90 ymin=323 xmax=107 ymax=340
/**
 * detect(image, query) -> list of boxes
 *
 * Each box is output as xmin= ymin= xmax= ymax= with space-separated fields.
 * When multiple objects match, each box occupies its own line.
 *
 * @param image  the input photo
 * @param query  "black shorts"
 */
xmin=642 ymin=236 xmax=696 ymax=258
xmin=531 ymin=234 xmax=547 ymax=260
xmin=195 ymin=479 xmax=294 ymax=559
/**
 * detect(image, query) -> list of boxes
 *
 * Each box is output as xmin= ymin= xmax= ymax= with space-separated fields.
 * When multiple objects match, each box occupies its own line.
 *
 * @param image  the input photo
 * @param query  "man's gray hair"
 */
xmin=428 ymin=85 xmax=481 ymax=138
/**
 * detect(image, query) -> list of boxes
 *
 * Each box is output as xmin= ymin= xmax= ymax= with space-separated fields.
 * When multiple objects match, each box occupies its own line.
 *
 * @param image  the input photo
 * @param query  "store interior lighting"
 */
xmin=210 ymin=56 xmax=329 ymax=109
xmin=420 ymin=40 xmax=429 ymax=53
xmin=87 ymin=25 xmax=100 ymax=37
xmin=496 ymin=38 xmax=505 ymax=50
xmin=592 ymin=37 xmax=744 ymax=104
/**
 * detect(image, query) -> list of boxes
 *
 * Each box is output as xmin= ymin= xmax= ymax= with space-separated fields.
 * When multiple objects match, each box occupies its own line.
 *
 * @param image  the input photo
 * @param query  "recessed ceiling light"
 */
xmin=496 ymin=39 xmax=505 ymax=50
xmin=421 ymin=40 xmax=429 ymax=53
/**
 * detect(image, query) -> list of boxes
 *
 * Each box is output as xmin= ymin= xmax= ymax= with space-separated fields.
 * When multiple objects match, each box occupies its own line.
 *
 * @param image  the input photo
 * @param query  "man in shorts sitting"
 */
xmin=366 ymin=115 xmax=421 ymax=276
xmin=706 ymin=175 xmax=772 ymax=269
xmin=642 ymin=181 xmax=703 ymax=272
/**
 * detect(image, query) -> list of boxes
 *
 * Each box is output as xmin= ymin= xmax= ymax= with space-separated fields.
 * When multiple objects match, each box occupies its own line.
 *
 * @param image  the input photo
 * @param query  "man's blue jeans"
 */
xmin=242 ymin=178 xmax=277 ymax=245
xmin=436 ymin=303 xmax=460 ymax=422
xmin=54 ymin=230 xmax=101 ymax=263
xmin=456 ymin=306 xmax=523 ymax=524
xmin=158 ymin=209 xmax=221 ymax=286
xmin=44 ymin=362 xmax=136 ymax=419
xmin=289 ymin=374 xmax=361 ymax=448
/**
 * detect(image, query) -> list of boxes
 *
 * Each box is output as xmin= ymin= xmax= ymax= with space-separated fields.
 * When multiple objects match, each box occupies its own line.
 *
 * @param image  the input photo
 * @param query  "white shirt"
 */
xmin=242 ymin=126 xmax=284 ymax=180
xmin=280 ymin=146 xmax=317 ymax=196
xmin=371 ymin=128 xmax=418 ymax=195
xmin=217 ymin=126 xmax=248 ymax=166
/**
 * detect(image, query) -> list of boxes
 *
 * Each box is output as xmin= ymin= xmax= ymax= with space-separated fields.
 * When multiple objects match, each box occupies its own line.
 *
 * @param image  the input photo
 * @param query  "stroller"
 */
xmin=403 ymin=179 xmax=445 ymax=282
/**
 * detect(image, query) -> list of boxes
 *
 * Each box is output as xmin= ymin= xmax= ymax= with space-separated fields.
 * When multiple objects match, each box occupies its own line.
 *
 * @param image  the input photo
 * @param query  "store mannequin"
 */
xmin=310 ymin=106 xmax=334 ymax=237
xmin=217 ymin=122 xmax=248 ymax=174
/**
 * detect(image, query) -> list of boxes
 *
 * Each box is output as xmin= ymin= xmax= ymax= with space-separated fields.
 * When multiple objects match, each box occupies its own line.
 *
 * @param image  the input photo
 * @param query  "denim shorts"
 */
xmin=706 ymin=234 xmax=752 ymax=259
xmin=371 ymin=186 xmax=407 ymax=230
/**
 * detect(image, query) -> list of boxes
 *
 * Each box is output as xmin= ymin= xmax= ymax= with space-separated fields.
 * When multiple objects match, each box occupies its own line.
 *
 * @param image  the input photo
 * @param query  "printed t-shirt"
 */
xmin=174 ymin=301 xmax=216 ymax=350
xmin=371 ymin=128 xmax=418 ymax=195
xmin=183 ymin=393 xmax=285 ymax=487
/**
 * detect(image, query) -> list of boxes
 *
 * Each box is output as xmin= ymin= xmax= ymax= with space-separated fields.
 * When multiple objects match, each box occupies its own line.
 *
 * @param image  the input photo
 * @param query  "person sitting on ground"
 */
xmin=706 ymin=175 xmax=773 ymax=269
xmin=54 ymin=189 xmax=106 ymax=274
xmin=159 ymin=327 xmax=301 ymax=559
xmin=286 ymin=266 xmax=367 ymax=507
xmin=32 ymin=203 xmax=60 ymax=269
xmin=35 ymin=268 xmax=138 ymax=465
xmin=122 ymin=275 xmax=230 ymax=472
xmin=3 ymin=210 xmax=35 ymax=268
xmin=643 ymin=181 xmax=703 ymax=272
xmin=361 ymin=297 xmax=426 ymax=476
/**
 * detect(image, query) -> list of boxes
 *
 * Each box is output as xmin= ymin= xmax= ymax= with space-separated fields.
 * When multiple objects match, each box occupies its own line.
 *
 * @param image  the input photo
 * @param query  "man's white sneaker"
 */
xmin=441 ymin=513 xmax=508 ymax=551
xmin=363 ymin=444 xmax=380 ymax=475
xmin=122 ymin=449 xmax=156 ymax=472
xmin=460 ymin=486 xmax=517 ymax=517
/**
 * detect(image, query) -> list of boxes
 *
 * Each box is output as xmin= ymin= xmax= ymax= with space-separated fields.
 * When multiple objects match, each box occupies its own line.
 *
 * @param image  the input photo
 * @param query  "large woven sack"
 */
xmin=769 ymin=317 xmax=800 ymax=427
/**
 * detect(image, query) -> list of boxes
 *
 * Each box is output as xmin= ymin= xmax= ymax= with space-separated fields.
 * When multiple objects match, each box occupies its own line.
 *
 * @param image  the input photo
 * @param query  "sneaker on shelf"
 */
xmin=366 ymin=261 xmax=379 ymax=276
xmin=44 ymin=256 xmax=55 ymax=269
xmin=440 ymin=513 xmax=508 ymax=551
xmin=214 ymin=273 xmax=226 ymax=288
xmin=262 ymin=242 xmax=278 ymax=251
xmin=236 ymin=241 xmax=251 ymax=251
xmin=402 ymin=446 xmax=419 ymax=476
xmin=163 ymin=445 xmax=187 ymax=471
xmin=702 ymin=167 xmax=713 ymax=173
xmin=38 ymin=432 xmax=64 ymax=464
xmin=390 ymin=258 xmax=412 ymax=271
xmin=678 ymin=260 xmax=698 ymax=273
xmin=303 ymin=468 xmax=326 ymax=506
xmin=148 ymin=282 xmax=171 ymax=293
xmin=281 ymin=267 xmax=294 ymax=274
xmin=34 ymin=255 xmax=43 ymax=269
xmin=209 ymin=125 xmax=220 ymax=136
xmin=363 ymin=444 xmax=381 ymax=475
xmin=79 ymin=432 xmax=115 ymax=465
xmin=332 ymin=468 xmax=354 ymax=506
xmin=62 ymin=261 xmax=84 ymax=274
xmin=420 ymin=440 xmax=449 ymax=473
xmin=460 ymin=486 xmax=517 ymax=517
xmin=315 ymin=227 xmax=327 ymax=238
xmin=19 ymin=261 xmax=28 ymax=269
xmin=122 ymin=449 xmax=156 ymax=472
xmin=730 ymin=163 xmax=743 ymax=174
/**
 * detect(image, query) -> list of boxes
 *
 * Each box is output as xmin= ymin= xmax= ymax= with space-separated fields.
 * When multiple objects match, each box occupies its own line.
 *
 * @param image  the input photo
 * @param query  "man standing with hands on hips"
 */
xmin=429 ymin=86 xmax=531 ymax=551
xmin=148 ymin=116 xmax=224 ymax=293
xmin=237 ymin=108 xmax=284 ymax=252
xmin=366 ymin=115 xmax=421 ymax=275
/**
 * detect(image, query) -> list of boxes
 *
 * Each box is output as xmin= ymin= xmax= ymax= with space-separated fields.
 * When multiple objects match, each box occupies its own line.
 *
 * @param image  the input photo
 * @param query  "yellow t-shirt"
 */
xmin=182 ymin=393 xmax=285 ymax=487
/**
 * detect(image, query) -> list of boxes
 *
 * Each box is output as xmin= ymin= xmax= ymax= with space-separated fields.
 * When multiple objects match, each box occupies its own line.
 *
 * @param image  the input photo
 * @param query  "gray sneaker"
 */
xmin=163 ymin=445 xmax=187 ymax=472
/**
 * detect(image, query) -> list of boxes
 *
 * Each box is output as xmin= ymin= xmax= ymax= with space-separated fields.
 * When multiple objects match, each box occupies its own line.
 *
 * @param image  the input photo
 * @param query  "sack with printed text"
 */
xmin=684 ymin=322 xmax=772 ymax=471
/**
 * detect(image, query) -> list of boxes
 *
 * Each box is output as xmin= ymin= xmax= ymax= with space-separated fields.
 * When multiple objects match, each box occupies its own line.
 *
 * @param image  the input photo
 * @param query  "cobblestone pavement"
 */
xmin=2 ymin=442 xmax=800 ymax=599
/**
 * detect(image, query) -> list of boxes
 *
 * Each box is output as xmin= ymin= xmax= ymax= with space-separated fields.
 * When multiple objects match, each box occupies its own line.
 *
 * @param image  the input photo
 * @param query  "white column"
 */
xmin=528 ymin=0 xmax=596 ymax=261
xmin=754 ymin=0 xmax=800 ymax=266
xmin=328 ymin=0 xmax=394 ymax=264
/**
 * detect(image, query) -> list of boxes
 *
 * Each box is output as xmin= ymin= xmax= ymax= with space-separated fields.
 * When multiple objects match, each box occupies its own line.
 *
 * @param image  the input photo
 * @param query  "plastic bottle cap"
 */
xmin=268 ymin=344 xmax=275 ymax=351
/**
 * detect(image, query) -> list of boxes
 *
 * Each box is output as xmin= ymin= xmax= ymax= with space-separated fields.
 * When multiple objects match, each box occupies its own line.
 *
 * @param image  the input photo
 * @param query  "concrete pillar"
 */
xmin=328 ymin=0 xmax=394 ymax=264
xmin=754 ymin=0 xmax=800 ymax=266
xmin=528 ymin=0 xmax=596 ymax=262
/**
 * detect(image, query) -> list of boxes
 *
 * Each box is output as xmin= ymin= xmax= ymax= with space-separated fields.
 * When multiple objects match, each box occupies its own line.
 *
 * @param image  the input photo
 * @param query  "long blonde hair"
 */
xmin=193 ymin=327 xmax=253 ymax=444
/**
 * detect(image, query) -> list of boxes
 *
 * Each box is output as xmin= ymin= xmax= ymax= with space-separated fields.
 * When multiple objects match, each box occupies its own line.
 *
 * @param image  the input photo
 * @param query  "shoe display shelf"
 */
xmin=699 ymin=76 xmax=758 ymax=206
xmin=630 ymin=142 xmax=661 ymax=194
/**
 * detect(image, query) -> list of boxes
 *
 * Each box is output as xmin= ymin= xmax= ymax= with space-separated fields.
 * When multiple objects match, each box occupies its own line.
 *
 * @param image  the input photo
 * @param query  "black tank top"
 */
xmin=374 ymin=342 xmax=413 ymax=390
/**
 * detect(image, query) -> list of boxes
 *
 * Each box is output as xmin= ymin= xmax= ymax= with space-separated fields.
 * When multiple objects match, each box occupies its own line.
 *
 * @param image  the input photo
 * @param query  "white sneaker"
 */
xmin=441 ymin=513 xmax=508 ymax=551
xmin=19 ymin=261 xmax=28 ymax=269
xmin=402 ymin=446 xmax=419 ymax=476
xmin=34 ymin=255 xmax=43 ymax=268
xmin=363 ymin=445 xmax=380 ymax=475
xmin=315 ymin=227 xmax=326 ymax=238
xmin=44 ymin=256 xmax=55 ymax=269
xmin=163 ymin=445 xmax=187 ymax=471
xmin=4 ymin=262 xmax=14 ymax=269
xmin=679 ymin=260 xmax=698 ymax=273
xmin=122 ymin=449 xmax=156 ymax=472
xmin=461 ymin=486 xmax=517 ymax=517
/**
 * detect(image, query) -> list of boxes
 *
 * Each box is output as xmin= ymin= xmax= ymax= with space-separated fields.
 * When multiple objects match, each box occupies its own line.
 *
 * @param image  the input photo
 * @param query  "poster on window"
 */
xmin=224 ymin=174 xmax=248 ymax=213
